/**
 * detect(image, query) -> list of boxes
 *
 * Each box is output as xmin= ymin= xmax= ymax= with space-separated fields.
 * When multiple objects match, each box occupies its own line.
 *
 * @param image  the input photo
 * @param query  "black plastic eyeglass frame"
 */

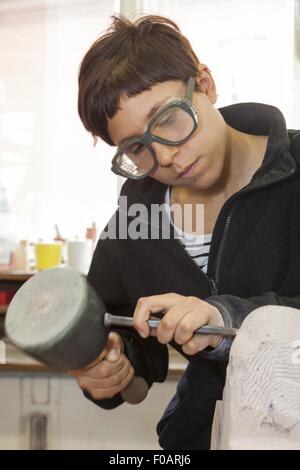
xmin=111 ymin=77 xmax=198 ymax=179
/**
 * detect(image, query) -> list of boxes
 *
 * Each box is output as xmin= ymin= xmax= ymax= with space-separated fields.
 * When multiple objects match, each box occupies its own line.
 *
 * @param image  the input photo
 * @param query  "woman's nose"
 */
xmin=151 ymin=142 xmax=178 ymax=167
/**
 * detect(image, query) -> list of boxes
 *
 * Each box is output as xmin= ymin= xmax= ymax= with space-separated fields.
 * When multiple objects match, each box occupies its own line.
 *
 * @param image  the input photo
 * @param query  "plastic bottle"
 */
xmin=14 ymin=240 xmax=29 ymax=270
xmin=85 ymin=222 xmax=97 ymax=251
xmin=0 ymin=185 xmax=16 ymax=269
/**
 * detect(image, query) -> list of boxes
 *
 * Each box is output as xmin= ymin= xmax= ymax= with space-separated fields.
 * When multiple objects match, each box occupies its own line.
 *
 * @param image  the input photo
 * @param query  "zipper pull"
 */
xmin=209 ymin=278 xmax=218 ymax=296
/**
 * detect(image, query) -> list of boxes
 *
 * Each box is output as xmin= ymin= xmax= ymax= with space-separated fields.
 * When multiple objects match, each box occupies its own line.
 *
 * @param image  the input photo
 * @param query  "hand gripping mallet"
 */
xmin=5 ymin=268 xmax=237 ymax=404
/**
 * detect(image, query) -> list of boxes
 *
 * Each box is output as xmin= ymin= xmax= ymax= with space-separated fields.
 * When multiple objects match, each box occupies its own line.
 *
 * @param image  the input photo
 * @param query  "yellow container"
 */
xmin=35 ymin=242 xmax=63 ymax=270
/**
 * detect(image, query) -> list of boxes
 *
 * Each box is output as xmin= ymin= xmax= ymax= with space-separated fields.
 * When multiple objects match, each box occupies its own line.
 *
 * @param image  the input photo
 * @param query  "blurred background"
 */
xmin=0 ymin=0 xmax=300 ymax=450
xmin=1 ymin=0 xmax=300 ymax=243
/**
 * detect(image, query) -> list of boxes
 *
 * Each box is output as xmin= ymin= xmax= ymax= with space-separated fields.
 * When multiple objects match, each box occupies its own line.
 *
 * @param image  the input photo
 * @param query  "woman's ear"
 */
xmin=195 ymin=63 xmax=217 ymax=104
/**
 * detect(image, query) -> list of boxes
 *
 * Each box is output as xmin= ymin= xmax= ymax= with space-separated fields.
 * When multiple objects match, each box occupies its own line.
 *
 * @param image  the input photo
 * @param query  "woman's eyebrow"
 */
xmin=117 ymin=99 xmax=166 ymax=146
xmin=146 ymin=102 xmax=163 ymax=120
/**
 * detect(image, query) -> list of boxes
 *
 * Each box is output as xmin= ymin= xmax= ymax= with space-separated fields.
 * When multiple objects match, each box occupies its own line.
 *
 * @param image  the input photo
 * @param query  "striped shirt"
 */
xmin=164 ymin=187 xmax=212 ymax=273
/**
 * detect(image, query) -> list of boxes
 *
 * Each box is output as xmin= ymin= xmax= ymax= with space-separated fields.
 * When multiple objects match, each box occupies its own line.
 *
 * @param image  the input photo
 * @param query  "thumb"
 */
xmin=105 ymin=332 xmax=123 ymax=362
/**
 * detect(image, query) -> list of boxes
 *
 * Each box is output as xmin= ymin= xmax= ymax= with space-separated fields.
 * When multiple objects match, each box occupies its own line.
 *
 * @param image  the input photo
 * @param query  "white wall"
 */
xmin=0 ymin=372 xmax=178 ymax=450
xmin=132 ymin=0 xmax=295 ymax=124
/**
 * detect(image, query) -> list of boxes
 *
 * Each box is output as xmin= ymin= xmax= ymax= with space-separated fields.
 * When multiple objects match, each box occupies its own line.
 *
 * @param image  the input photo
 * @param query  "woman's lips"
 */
xmin=177 ymin=158 xmax=200 ymax=179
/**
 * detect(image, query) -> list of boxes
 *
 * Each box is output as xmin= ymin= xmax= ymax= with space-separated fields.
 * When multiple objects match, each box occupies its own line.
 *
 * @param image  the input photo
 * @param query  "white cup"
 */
xmin=67 ymin=240 xmax=93 ymax=275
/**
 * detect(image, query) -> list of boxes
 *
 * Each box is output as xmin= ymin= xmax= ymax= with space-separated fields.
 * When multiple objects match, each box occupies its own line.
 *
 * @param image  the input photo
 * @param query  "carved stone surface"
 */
xmin=212 ymin=305 xmax=300 ymax=449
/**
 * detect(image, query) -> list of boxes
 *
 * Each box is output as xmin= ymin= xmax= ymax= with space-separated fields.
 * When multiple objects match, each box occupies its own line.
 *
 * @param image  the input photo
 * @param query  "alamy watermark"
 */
xmin=100 ymin=196 xmax=205 ymax=241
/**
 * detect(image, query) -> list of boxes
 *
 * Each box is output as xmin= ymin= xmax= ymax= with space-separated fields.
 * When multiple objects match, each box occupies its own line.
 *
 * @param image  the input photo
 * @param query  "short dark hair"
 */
xmin=78 ymin=15 xmax=201 ymax=146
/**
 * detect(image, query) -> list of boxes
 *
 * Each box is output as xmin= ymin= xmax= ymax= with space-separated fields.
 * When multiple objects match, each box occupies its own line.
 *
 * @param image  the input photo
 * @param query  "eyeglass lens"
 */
xmin=116 ymin=106 xmax=195 ymax=177
xmin=151 ymin=106 xmax=194 ymax=141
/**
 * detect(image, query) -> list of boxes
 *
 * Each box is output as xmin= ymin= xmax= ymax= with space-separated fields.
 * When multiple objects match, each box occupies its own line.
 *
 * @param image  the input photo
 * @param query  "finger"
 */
xmin=104 ymin=332 xmax=124 ymax=362
xmin=181 ymin=335 xmax=212 ymax=355
xmin=173 ymin=308 xmax=209 ymax=345
xmin=76 ymin=359 xmax=132 ymax=390
xmin=71 ymin=353 xmax=127 ymax=380
xmin=87 ymin=366 xmax=135 ymax=401
xmin=77 ymin=358 xmax=131 ymax=389
xmin=133 ymin=293 xmax=185 ymax=338
xmin=133 ymin=303 xmax=165 ymax=338
xmin=207 ymin=334 xmax=223 ymax=349
xmin=155 ymin=304 xmax=193 ymax=344
xmin=156 ymin=297 xmax=203 ymax=344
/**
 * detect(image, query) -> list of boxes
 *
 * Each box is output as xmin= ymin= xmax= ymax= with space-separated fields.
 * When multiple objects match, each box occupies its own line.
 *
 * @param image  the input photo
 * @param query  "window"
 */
xmin=0 ymin=0 xmax=118 ymax=241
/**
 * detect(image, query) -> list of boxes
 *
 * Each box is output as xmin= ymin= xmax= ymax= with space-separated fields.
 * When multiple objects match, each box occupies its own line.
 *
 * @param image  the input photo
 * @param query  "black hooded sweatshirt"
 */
xmin=86 ymin=103 xmax=300 ymax=449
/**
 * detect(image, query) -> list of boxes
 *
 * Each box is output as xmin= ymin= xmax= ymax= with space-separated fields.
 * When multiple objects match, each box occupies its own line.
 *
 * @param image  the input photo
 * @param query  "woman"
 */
xmin=73 ymin=14 xmax=300 ymax=449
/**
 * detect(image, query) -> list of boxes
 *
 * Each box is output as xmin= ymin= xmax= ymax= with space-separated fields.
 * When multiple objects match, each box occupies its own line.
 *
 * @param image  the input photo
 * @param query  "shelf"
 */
xmin=0 ymin=340 xmax=64 ymax=373
xmin=0 ymin=340 xmax=187 ymax=376
xmin=0 ymin=270 xmax=36 ymax=282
